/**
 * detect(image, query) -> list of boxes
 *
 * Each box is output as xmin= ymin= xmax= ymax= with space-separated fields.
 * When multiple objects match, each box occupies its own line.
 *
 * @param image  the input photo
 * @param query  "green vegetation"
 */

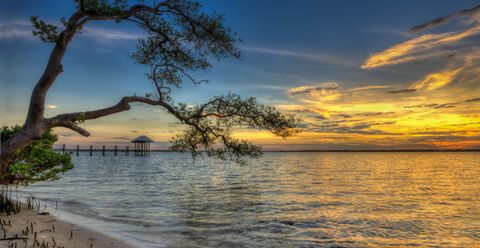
xmin=1 ymin=0 xmax=300 ymax=183
xmin=1 ymin=126 xmax=73 ymax=185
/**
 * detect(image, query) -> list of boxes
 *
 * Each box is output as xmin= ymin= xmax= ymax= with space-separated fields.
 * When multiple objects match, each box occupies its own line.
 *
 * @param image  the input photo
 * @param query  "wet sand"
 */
xmin=0 ymin=203 xmax=137 ymax=248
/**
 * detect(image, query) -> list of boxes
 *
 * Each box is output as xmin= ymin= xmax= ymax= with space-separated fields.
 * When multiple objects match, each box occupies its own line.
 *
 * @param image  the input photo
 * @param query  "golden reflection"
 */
xmin=262 ymin=152 xmax=480 ymax=246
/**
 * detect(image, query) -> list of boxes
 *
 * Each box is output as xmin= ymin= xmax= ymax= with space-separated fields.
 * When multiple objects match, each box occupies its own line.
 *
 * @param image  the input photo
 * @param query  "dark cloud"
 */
xmin=431 ymin=103 xmax=459 ymax=109
xmin=332 ymin=113 xmax=352 ymax=119
xmin=356 ymin=112 xmax=395 ymax=117
xmin=316 ymin=119 xmax=351 ymax=126
xmin=351 ymin=121 xmax=396 ymax=130
xmin=407 ymin=135 xmax=480 ymax=143
xmin=308 ymin=126 xmax=397 ymax=135
xmin=410 ymin=131 xmax=465 ymax=135
xmin=291 ymin=109 xmax=314 ymax=114
xmin=404 ymin=102 xmax=459 ymax=109
xmin=297 ymin=123 xmax=310 ymax=129
xmin=291 ymin=109 xmax=327 ymax=120
xmin=466 ymin=97 xmax=480 ymax=102
xmin=305 ymin=120 xmax=397 ymax=135
xmin=410 ymin=4 xmax=480 ymax=32
xmin=388 ymin=88 xmax=417 ymax=94
xmin=131 ymin=130 xmax=138 ymax=133
xmin=288 ymin=85 xmax=338 ymax=96
xmin=113 ymin=136 xmax=130 ymax=140
xmin=313 ymin=115 xmax=327 ymax=120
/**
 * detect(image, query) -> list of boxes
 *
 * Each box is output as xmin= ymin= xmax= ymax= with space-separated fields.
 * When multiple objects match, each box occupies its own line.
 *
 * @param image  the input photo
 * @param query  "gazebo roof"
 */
xmin=131 ymin=135 xmax=154 ymax=143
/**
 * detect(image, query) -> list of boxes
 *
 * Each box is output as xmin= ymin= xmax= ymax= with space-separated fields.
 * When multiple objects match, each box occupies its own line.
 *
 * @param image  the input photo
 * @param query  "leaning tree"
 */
xmin=0 ymin=0 xmax=300 ymax=183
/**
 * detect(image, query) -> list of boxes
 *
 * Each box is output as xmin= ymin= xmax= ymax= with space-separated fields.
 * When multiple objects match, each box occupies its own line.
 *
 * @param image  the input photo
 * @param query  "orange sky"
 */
xmin=2 ymin=1 xmax=480 ymax=150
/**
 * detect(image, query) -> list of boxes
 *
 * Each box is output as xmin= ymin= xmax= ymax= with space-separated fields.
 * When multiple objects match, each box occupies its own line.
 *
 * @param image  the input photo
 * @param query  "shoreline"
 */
xmin=0 ymin=202 xmax=139 ymax=248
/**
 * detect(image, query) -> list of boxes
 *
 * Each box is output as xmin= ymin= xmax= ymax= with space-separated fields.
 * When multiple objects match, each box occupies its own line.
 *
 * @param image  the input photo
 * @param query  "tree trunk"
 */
xmin=0 ymin=20 xmax=75 ymax=181
xmin=0 ymin=156 xmax=11 ymax=182
xmin=0 ymin=122 xmax=46 ymax=182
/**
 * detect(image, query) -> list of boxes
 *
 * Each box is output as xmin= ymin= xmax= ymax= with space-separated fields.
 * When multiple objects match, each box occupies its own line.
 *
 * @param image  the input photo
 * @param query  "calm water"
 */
xmin=18 ymin=152 xmax=480 ymax=247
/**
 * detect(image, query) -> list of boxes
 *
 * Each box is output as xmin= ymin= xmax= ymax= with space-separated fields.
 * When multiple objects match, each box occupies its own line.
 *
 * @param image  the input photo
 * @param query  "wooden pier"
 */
xmin=59 ymin=135 xmax=154 ymax=156
xmin=60 ymin=145 xmax=132 ymax=156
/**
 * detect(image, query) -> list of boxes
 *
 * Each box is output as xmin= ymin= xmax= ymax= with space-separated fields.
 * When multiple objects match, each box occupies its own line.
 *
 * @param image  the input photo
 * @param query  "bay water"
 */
xmin=18 ymin=152 xmax=480 ymax=247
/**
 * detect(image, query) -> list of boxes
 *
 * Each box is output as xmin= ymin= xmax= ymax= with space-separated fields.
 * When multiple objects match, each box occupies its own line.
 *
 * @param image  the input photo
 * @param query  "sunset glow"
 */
xmin=2 ymin=0 xmax=480 ymax=150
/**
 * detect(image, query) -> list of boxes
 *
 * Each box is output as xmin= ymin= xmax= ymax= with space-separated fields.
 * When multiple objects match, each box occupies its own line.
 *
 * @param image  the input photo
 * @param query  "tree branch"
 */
xmin=2 ymin=0 xmax=299 ymax=180
xmin=46 ymin=92 xmax=299 ymax=164
xmin=54 ymin=120 xmax=91 ymax=137
xmin=47 ymin=96 xmax=161 ymax=126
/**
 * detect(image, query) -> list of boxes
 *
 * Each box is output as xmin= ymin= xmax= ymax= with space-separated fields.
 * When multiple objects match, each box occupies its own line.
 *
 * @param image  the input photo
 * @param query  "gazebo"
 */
xmin=131 ymin=135 xmax=154 ymax=156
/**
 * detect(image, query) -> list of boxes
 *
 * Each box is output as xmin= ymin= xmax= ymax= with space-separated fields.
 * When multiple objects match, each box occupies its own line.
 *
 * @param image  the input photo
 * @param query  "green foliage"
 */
xmin=30 ymin=16 xmax=59 ymax=43
xmin=131 ymin=0 xmax=240 ymax=89
xmin=1 ymin=126 xmax=73 ymax=185
xmin=76 ymin=0 xmax=129 ymax=19
xmin=169 ymin=93 xmax=300 ymax=164
xmin=21 ymin=0 xmax=300 ymax=166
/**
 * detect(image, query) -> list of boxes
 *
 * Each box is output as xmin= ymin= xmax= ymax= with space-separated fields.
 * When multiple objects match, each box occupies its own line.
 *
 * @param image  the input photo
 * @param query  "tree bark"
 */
xmin=1 ymin=3 xmax=194 ymax=177
xmin=0 ymin=122 xmax=47 ymax=182
xmin=0 ymin=12 xmax=83 ymax=180
xmin=0 ymin=94 xmax=163 ymax=180
xmin=0 ymin=2 xmax=253 ymax=181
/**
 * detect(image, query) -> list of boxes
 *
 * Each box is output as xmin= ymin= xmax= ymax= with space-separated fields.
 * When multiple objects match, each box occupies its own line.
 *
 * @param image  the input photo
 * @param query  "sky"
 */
xmin=2 ymin=0 xmax=480 ymax=150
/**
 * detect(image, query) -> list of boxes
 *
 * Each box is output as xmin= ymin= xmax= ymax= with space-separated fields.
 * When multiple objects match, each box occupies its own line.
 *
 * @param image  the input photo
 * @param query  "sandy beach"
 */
xmin=0 ymin=203 xmax=136 ymax=248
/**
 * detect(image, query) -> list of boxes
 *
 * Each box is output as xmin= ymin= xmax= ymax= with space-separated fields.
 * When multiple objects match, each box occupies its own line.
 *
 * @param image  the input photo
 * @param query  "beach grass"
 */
xmin=0 ymin=188 xmax=135 ymax=248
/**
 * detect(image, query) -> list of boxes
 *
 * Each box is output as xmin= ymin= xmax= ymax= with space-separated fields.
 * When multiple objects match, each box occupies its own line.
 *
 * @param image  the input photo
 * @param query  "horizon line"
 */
xmin=54 ymin=149 xmax=480 ymax=153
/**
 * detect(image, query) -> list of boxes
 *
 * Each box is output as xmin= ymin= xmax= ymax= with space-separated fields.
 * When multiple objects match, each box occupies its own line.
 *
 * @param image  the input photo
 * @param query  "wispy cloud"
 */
xmin=361 ymin=5 xmax=480 ymax=71
xmin=288 ymin=82 xmax=339 ymax=97
xmin=410 ymin=5 xmax=480 ymax=32
xmin=47 ymin=104 xmax=59 ymax=109
xmin=0 ymin=19 xmax=141 ymax=43
xmin=388 ymin=88 xmax=417 ymax=94
xmin=466 ymin=97 xmax=480 ymax=102
xmin=348 ymin=85 xmax=391 ymax=91
xmin=403 ymin=102 xmax=459 ymax=109
xmin=363 ymin=27 xmax=414 ymax=39
xmin=361 ymin=26 xmax=480 ymax=69
xmin=242 ymin=46 xmax=358 ymax=67
xmin=305 ymin=120 xmax=398 ymax=135
xmin=255 ymin=84 xmax=290 ymax=91
xmin=0 ymin=20 xmax=33 ymax=40
xmin=409 ymin=68 xmax=462 ymax=91
xmin=81 ymin=27 xmax=142 ymax=41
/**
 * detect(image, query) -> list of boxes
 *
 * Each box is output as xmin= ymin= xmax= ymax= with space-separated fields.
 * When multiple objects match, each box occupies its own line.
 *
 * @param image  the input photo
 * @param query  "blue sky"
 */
xmin=2 ymin=1 xmax=480 ymax=150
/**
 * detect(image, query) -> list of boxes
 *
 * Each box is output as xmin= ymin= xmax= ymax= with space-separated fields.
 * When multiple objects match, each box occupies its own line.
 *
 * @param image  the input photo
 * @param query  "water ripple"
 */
xmin=19 ymin=152 xmax=480 ymax=247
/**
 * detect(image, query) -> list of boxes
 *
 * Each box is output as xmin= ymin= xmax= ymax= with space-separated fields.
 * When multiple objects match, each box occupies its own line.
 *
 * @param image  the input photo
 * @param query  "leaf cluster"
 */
xmin=1 ymin=126 xmax=73 ymax=185
xmin=25 ymin=0 xmax=301 ymax=166
xmin=131 ymin=0 xmax=240 ymax=89
xmin=170 ymin=93 xmax=300 ymax=164
xmin=76 ymin=0 xmax=129 ymax=17
xmin=30 ymin=16 xmax=59 ymax=43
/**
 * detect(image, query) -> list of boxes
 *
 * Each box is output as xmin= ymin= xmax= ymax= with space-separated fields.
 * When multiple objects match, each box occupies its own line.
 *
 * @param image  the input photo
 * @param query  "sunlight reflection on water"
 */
xmin=19 ymin=152 xmax=480 ymax=247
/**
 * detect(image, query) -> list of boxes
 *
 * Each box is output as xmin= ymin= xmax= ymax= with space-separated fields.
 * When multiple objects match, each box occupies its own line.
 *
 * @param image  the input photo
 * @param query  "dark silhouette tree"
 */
xmin=0 ymin=0 xmax=300 ymax=183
